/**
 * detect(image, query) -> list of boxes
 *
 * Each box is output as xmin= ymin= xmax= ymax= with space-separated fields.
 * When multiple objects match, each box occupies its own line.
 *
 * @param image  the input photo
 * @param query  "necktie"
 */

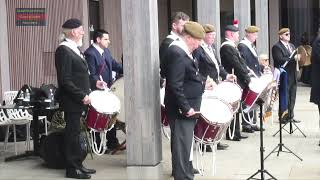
xmin=286 ymin=44 xmax=292 ymax=53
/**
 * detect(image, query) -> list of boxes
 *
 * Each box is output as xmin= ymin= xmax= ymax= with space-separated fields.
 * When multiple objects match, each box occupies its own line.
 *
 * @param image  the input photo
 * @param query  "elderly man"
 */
xmin=55 ymin=18 xmax=105 ymax=179
xmin=238 ymin=26 xmax=262 ymax=133
xmin=163 ymin=21 xmax=205 ymax=180
xmin=272 ymin=28 xmax=300 ymax=124
xmin=220 ymin=25 xmax=251 ymax=141
xmin=193 ymin=24 xmax=236 ymax=150
xmin=159 ymin=11 xmax=189 ymax=79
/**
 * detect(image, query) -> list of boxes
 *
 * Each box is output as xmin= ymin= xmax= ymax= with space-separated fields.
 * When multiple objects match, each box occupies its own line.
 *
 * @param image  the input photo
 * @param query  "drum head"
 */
xmin=207 ymin=81 xmax=242 ymax=103
xmin=110 ymin=77 xmax=125 ymax=121
xmin=89 ymin=90 xmax=120 ymax=114
xmin=200 ymin=98 xmax=233 ymax=124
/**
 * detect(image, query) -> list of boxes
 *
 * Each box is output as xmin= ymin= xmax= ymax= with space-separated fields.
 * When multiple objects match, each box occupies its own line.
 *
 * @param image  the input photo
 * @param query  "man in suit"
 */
xmin=193 ymin=24 xmax=236 ymax=150
xmin=159 ymin=11 xmax=189 ymax=80
xmin=55 ymin=18 xmax=105 ymax=179
xmin=220 ymin=25 xmax=251 ymax=141
xmin=272 ymin=28 xmax=300 ymax=124
xmin=238 ymin=26 xmax=262 ymax=133
xmin=163 ymin=21 xmax=205 ymax=180
xmin=310 ymin=33 xmax=320 ymax=145
xmin=84 ymin=29 xmax=123 ymax=152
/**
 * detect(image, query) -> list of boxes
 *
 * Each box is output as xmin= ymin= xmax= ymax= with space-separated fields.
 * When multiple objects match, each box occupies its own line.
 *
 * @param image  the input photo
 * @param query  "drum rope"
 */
xmin=241 ymin=105 xmax=258 ymax=126
xmin=227 ymin=114 xmax=236 ymax=139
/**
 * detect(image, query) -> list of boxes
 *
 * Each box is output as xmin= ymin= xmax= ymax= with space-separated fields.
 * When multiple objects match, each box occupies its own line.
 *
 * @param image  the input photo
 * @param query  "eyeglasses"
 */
xmin=284 ymin=33 xmax=290 ymax=36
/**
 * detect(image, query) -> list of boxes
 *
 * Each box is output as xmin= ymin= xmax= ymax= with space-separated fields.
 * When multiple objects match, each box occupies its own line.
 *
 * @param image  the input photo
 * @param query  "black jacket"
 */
xmin=193 ymin=46 xmax=228 ymax=83
xmin=310 ymin=36 xmax=320 ymax=104
xmin=163 ymin=45 xmax=204 ymax=115
xmin=272 ymin=41 xmax=297 ymax=83
xmin=220 ymin=41 xmax=251 ymax=89
xmin=238 ymin=43 xmax=262 ymax=77
xmin=159 ymin=37 xmax=175 ymax=78
xmin=55 ymin=45 xmax=91 ymax=112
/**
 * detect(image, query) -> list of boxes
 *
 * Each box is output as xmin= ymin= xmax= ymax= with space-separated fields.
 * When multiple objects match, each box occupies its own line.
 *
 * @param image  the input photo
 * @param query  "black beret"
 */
xmin=62 ymin=18 xmax=82 ymax=29
xmin=225 ymin=25 xmax=239 ymax=32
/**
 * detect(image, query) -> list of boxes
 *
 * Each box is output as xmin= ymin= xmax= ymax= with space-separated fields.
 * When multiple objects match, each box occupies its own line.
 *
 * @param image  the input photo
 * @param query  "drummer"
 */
xmin=84 ymin=29 xmax=123 ymax=153
xmin=238 ymin=26 xmax=263 ymax=133
xmin=55 ymin=18 xmax=106 ymax=179
xmin=193 ymin=23 xmax=236 ymax=151
xmin=220 ymin=24 xmax=251 ymax=141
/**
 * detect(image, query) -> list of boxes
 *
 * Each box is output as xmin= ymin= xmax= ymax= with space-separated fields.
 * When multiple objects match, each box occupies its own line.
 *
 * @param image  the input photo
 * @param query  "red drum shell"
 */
xmin=86 ymin=106 xmax=110 ymax=131
xmin=161 ymin=105 xmax=169 ymax=127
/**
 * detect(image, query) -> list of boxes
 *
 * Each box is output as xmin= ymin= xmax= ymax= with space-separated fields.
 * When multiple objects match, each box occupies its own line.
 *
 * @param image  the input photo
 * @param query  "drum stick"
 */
xmin=232 ymin=68 xmax=235 ymax=83
xmin=99 ymin=75 xmax=109 ymax=91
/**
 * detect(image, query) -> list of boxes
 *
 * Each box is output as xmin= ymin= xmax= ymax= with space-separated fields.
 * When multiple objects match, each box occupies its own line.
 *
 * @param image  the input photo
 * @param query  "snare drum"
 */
xmin=204 ymin=81 xmax=242 ymax=113
xmin=194 ymin=98 xmax=233 ymax=144
xmin=86 ymin=90 xmax=120 ymax=131
xmin=242 ymin=76 xmax=271 ymax=113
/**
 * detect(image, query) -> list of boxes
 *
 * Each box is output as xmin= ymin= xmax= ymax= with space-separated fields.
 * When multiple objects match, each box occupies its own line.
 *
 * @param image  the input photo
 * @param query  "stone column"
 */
xmin=234 ymin=0 xmax=251 ymax=39
xmin=255 ymin=0 xmax=269 ymax=57
xmin=269 ymin=0 xmax=280 ymax=67
xmin=0 ymin=0 xmax=10 ymax=97
xmin=121 ymin=0 xmax=162 ymax=179
xmin=197 ymin=0 xmax=221 ymax=61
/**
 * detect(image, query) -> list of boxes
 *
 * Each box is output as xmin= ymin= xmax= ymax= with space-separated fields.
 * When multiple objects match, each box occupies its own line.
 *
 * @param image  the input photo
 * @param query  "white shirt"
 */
xmin=200 ymin=42 xmax=220 ymax=75
xmin=166 ymin=31 xmax=181 ymax=41
xmin=239 ymin=37 xmax=258 ymax=57
xmin=92 ymin=43 xmax=104 ymax=56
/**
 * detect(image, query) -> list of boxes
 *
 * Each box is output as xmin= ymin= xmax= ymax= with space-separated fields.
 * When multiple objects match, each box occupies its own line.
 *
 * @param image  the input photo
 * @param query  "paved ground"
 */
xmin=0 ymin=83 xmax=319 ymax=179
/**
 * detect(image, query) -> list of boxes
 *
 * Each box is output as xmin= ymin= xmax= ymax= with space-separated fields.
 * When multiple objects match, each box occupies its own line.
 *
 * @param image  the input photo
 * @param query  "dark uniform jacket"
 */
xmin=220 ymin=39 xmax=251 ymax=89
xmin=193 ymin=45 xmax=228 ymax=83
xmin=163 ymin=42 xmax=204 ymax=115
xmin=272 ymin=41 xmax=297 ymax=81
xmin=238 ymin=41 xmax=262 ymax=77
xmin=55 ymin=45 xmax=91 ymax=112
xmin=310 ymin=36 xmax=320 ymax=104
xmin=160 ymin=35 xmax=176 ymax=78
xmin=84 ymin=45 xmax=123 ymax=89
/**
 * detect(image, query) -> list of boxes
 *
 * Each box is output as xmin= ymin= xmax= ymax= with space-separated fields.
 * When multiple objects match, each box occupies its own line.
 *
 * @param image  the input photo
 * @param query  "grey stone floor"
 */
xmin=0 ymin=83 xmax=319 ymax=180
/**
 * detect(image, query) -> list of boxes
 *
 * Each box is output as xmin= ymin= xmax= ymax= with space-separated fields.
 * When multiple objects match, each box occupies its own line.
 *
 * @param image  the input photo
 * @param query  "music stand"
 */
xmin=265 ymin=99 xmax=303 ymax=161
xmin=247 ymin=87 xmax=277 ymax=180
xmin=272 ymin=106 xmax=306 ymax=137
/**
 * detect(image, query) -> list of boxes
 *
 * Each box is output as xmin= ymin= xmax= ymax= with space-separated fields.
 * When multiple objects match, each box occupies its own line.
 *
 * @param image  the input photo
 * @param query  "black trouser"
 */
xmin=168 ymin=113 xmax=197 ymax=180
xmin=287 ymin=74 xmax=297 ymax=119
xmin=166 ymin=99 xmax=201 ymax=180
xmin=64 ymin=111 xmax=83 ymax=169
xmin=94 ymin=127 xmax=119 ymax=150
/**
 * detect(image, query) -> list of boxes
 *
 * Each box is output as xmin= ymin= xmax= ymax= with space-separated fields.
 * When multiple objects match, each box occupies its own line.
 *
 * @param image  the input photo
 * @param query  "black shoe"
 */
xmin=238 ymin=134 xmax=248 ymax=139
xmin=226 ymin=135 xmax=241 ymax=141
xmin=66 ymin=168 xmax=91 ymax=179
xmin=252 ymin=126 xmax=264 ymax=131
xmin=193 ymin=168 xmax=200 ymax=174
xmin=217 ymin=142 xmax=228 ymax=150
xmin=200 ymin=144 xmax=212 ymax=152
xmin=292 ymin=119 xmax=301 ymax=123
xmin=79 ymin=166 xmax=96 ymax=174
xmin=280 ymin=119 xmax=289 ymax=124
xmin=242 ymin=126 xmax=254 ymax=133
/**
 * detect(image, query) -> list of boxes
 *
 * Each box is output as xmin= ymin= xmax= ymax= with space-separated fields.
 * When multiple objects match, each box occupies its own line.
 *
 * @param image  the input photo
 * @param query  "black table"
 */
xmin=1 ymin=104 xmax=59 ymax=162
